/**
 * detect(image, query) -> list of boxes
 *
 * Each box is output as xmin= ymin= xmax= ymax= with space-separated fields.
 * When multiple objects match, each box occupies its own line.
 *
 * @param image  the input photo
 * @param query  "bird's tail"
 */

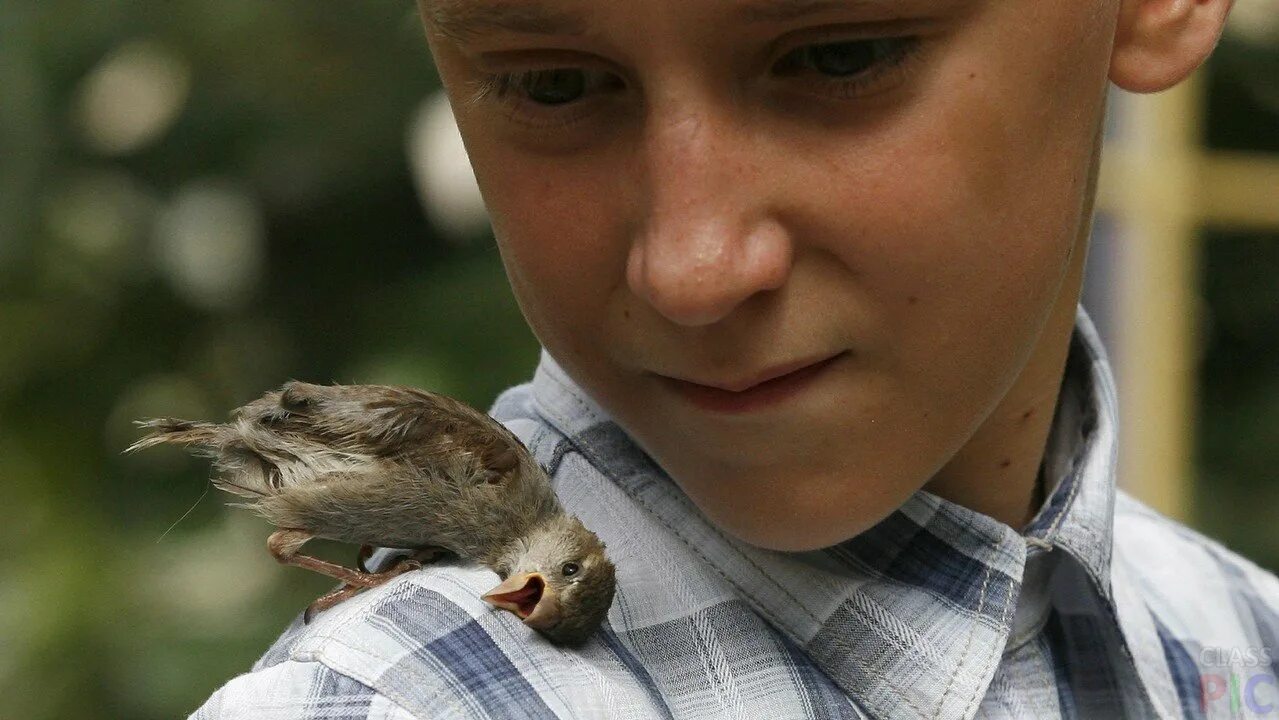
xmin=124 ymin=417 xmax=280 ymax=500
xmin=124 ymin=418 xmax=228 ymax=457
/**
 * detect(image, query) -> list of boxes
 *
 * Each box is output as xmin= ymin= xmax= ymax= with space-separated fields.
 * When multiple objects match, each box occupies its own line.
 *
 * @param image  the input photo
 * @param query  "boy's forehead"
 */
xmin=421 ymin=0 xmax=588 ymax=40
xmin=421 ymin=0 xmax=918 ymax=42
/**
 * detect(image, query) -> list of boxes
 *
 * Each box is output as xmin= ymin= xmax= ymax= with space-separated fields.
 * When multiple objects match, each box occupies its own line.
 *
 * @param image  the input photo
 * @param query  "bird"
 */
xmin=124 ymin=380 xmax=616 ymax=646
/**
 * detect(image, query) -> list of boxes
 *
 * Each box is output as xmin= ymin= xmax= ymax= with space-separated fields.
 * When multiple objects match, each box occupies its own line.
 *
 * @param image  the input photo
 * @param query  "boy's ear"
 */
xmin=1109 ymin=0 xmax=1235 ymax=93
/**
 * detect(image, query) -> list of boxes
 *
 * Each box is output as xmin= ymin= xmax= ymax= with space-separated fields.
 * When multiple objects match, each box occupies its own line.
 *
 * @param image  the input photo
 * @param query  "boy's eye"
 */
xmin=521 ymin=69 xmax=588 ymax=106
xmin=467 ymin=67 xmax=621 ymax=110
xmin=813 ymin=43 xmax=873 ymax=76
xmin=774 ymin=36 xmax=920 ymax=99
xmin=778 ymin=38 xmax=907 ymax=79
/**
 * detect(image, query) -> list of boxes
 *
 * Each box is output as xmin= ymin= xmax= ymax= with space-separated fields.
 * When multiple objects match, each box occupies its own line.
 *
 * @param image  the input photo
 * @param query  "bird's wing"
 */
xmin=250 ymin=467 xmax=447 ymax=548
xmin=360 ymin=386 xmax=528 ymax=488
xmin=232 ymin=382 xmax=530 ymax=489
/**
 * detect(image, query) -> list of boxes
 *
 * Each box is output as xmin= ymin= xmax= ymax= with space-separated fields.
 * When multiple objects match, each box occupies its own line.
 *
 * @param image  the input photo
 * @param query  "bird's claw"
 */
xmin=304 ymin=583 xmax=363 ymax=624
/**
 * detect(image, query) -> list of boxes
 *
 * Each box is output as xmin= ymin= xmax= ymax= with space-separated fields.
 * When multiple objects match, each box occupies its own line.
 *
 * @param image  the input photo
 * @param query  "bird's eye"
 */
xmin=561 ymin=562 xmax=579 ymax=577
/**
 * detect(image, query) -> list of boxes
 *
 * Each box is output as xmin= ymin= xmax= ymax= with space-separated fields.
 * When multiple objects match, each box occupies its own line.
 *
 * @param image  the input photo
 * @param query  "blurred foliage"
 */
xmin=1195 ymin=234 xmax=1279 ymax=573
xmin=0 ymin=2 xmax=1275 ymax=718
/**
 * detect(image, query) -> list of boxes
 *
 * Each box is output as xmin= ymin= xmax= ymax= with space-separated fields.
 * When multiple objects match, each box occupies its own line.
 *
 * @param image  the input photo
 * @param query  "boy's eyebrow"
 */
xmin=422 ymin=0 xmax=890 ymax=42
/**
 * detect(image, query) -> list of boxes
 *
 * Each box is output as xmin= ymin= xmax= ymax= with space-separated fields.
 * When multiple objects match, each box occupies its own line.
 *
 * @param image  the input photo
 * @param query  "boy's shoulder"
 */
xmin=192 ymin=558 xmax=669 ymax=720
xmin=1111 ymin=487 xmax=1279 ymax=650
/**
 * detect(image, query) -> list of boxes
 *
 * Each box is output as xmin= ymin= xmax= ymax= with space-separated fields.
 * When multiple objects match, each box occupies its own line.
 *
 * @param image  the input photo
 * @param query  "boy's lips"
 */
xmin=658 ymin=351 xmax=849 ymax=414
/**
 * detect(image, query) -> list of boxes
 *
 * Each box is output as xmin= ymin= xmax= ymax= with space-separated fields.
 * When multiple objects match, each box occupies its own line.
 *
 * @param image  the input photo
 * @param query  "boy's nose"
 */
xmin=626 ymin=108 xmax=794 ymax=327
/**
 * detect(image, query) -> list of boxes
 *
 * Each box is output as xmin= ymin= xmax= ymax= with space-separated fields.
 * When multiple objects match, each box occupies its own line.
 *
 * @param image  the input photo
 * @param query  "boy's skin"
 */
xmin=416 ymin=0 xmax=1233 ymax=552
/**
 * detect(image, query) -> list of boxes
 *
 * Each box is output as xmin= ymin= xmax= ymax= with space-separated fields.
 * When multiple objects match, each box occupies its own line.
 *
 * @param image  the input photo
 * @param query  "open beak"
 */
xmin=482 ymin=572 xmax=561 ymax=631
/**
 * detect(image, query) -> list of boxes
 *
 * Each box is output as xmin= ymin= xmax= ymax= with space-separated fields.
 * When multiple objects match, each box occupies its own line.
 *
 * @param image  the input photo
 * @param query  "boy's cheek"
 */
xmin=460 ymin=139 xmax=624 ymax=354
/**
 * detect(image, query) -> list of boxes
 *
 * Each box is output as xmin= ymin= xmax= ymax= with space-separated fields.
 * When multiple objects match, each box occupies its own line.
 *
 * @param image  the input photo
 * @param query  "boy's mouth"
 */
xmin=659 ymin=351 xmax=848 ymax=414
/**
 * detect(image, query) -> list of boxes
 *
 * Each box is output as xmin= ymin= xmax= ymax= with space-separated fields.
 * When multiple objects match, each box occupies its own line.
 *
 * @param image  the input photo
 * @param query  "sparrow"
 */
xmin=125 ymin=380 xmax=616 ymax=646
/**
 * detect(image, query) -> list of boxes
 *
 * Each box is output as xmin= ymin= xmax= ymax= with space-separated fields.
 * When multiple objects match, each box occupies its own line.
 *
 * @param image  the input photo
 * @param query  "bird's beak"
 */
xmin=482 ymin=572 xmax=561 ymax=631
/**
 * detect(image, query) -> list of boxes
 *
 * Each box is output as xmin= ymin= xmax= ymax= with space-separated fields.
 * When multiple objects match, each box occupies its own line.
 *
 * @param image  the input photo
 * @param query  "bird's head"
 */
xmin=482 ymin=514 xmax=616 ymax=646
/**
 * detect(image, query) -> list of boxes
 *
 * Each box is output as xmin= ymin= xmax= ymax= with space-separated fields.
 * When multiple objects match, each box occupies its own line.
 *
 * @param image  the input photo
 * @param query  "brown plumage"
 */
xmin=125 ymin=380 xmax=615 ymax=646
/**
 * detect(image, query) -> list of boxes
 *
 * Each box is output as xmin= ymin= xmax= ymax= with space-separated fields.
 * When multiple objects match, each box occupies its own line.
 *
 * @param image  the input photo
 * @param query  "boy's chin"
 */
xmin=693 ymin=491 xmax=905 ymax=553
xmin=719 ymin=521 xmax=878 ymax=553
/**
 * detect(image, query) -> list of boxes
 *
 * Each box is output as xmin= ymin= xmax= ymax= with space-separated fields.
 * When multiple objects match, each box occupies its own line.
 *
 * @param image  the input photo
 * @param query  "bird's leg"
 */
xmin=267 ymin=529 xmax=423 ymax=589
xmin=302 ymin=558 xmax=429 ymax=623
xmin=269 ymin=530 xmax=433 ymax=624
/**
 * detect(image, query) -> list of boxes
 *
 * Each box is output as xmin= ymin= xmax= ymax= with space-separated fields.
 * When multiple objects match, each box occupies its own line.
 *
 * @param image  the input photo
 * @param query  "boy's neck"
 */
xmin=921 ymin=244 xmax=1086 ymax=532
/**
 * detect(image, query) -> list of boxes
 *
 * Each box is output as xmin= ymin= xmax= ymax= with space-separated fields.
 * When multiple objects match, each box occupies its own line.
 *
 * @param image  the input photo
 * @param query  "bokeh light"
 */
xmin=408 ymin=91 xmax=490 ymax=243
xmin=153 ymin=181 xmax=265 ymax=311
xmin=72 ymin=40 xmax=192 ymax=157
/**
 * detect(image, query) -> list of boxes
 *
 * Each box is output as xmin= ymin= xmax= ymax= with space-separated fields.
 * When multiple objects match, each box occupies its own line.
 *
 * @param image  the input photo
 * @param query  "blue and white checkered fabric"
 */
xmin=191 ymin=305 xmax=1279 ymax=719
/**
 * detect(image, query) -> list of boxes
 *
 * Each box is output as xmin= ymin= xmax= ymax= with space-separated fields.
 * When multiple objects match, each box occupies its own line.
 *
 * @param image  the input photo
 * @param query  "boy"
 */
xmin=192 ymin=0 xmax=1279 ymax=718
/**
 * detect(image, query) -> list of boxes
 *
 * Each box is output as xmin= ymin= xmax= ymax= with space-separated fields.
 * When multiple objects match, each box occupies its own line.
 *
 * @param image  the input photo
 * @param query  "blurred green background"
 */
xmin=0 ymin=2 xmax=1275 ymax=718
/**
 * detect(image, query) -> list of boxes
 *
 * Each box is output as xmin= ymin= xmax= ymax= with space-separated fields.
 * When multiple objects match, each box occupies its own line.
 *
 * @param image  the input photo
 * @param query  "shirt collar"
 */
xmin=527 ymin=304 xmax=1158 ymax=719
xmin=1022 ymin=303 xmax=1116 ymax=597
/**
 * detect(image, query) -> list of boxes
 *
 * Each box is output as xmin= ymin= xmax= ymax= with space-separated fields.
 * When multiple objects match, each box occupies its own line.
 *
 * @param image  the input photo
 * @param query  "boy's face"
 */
xmin=420 ymin=0 xmax=1117 ymax=550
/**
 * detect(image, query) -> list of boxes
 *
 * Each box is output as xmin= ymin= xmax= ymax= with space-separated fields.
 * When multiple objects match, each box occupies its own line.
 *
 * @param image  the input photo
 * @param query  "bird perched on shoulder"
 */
xmin=124 ymin=380 xmax=616 ymax=646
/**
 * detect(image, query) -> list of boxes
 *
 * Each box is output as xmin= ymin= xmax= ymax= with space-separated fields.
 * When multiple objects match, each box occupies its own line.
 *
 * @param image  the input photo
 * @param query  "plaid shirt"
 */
xmin=191 ymin=305 xmax=1279 ymax=720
